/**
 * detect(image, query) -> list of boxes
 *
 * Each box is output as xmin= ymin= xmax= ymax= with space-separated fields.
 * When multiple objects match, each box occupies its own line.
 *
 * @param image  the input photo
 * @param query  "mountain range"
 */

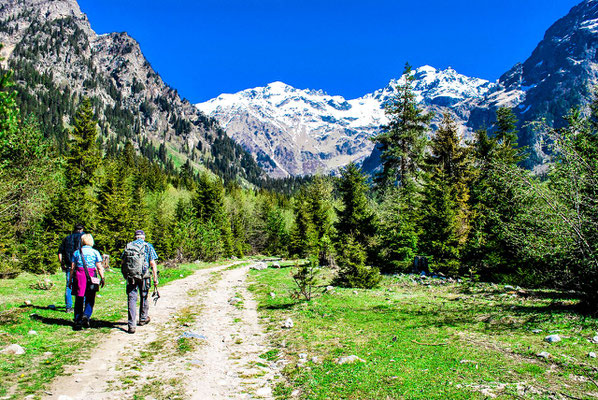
xmin=198 ymin=0 xmax=598 ymax=177
xmin=2 ymin=0 xmax=598 ymax=180
xmin=0 ymin=0 xmax=265 ymax=184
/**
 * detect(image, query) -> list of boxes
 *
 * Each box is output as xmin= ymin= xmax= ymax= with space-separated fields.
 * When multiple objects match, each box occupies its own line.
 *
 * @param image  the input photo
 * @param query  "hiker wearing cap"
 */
xmin=69 ymin=234 xmax=105 ymax=329
xmin=121 ymin=230 xmax=159 ymax=334
xmin=57 ymin=224 xmax=85 ymax=313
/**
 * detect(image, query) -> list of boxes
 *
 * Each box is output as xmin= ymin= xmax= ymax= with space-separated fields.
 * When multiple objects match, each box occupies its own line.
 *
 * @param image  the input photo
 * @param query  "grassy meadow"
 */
xmin=250 ymin=263 xmax=598 ymax=399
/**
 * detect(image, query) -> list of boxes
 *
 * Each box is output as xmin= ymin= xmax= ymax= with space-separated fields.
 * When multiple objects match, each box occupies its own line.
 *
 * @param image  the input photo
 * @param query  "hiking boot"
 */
xmin=138 ymin=317 xmax=151 ymax=326
xmin=73 ymin=321 xmax=82 ymax=331
xmin=81 ymin=316 xmax=90 ymax=328
xmin=127 ymin=327 xmax=136 ymax=334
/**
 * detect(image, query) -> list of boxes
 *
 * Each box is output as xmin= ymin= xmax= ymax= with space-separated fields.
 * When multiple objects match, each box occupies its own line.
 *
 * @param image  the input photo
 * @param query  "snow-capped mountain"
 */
xmin=197 ymin=66 xmax=494 ymax=177
xmin=467 ymin=0 xmax=598 ymax=168
xmin=199 ymin=0 xmax=598 ymax=177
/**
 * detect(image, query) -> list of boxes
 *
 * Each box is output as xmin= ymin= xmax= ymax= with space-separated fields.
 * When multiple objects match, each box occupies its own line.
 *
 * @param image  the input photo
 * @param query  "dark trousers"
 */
xmin=126 ymin=278 xmax=150 ymax=329
xmin=74 ymin=289 xmax=96 ymax=323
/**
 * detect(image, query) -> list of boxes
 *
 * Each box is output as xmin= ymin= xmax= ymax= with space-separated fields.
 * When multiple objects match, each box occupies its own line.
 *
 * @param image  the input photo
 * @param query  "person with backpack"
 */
xmin=57 ymin=224 xmax=85 ymax=313
xmin=121 ymin=230 xmax=159 ymax=334
xmin=69 ymin=234 xmax=105 ymax=330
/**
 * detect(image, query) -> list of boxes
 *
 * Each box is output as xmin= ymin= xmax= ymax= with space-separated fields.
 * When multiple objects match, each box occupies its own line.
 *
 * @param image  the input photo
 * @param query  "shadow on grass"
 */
xmin=262 ymin=302 xmax=296 ymax=311
xmin=30 ymin=313 xmax=128 ymax=332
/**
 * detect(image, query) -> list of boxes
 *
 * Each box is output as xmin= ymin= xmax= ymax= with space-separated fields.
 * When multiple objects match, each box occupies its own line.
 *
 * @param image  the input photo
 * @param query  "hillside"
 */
xmin=0 ymin=0 xmax=265 ymax=183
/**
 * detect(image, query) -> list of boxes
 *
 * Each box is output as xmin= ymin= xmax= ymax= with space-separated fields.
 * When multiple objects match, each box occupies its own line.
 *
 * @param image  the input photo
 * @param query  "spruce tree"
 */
xmin=372 ymin=63 xmax=431 ymax=191
xmin=465 ymin=108 xmax=525 ymax=280
xmin=420 ymin=113 xmax=471 ymax=275
xmin=65 ymin=98 xmax=101 ymax=188
xmin=334 ymin=163 xmax=377 ymax=263
xmin=95 ymin=161 xmax=134 ymax=261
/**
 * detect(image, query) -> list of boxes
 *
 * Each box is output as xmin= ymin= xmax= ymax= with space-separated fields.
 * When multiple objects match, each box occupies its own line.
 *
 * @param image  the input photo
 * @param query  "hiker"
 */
xmin=69 ymin=234 xmax=105 ymax=330
xmin=57 ymin=223 xmax=85 ymax=313
xmin=121 ymin=230 xmax=159 ymax=334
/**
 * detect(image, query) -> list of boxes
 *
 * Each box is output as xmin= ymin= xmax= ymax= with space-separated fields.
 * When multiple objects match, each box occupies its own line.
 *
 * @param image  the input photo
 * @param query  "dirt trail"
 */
xmin=45 ymin=262 xmax=277 ymax=400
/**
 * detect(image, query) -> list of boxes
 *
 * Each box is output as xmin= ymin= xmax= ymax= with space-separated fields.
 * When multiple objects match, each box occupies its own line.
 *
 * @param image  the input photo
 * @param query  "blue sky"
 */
xmin=78 ymin=0 xmax=581 ymax=103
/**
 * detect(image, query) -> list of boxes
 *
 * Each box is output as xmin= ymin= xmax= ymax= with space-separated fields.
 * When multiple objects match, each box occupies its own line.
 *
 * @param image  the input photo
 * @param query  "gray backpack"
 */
xmin=122 ymin=241 xmax=148 ymax=280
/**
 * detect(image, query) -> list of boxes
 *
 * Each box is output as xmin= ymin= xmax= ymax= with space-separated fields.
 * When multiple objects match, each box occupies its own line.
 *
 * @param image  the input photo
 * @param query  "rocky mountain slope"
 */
xmin=199 ymin=0 xmax=598 ymax=176
xmin=0 ymin=0 xmax=265 ymax=183
xmin=197 ymin=66 xmax=493 ymax=177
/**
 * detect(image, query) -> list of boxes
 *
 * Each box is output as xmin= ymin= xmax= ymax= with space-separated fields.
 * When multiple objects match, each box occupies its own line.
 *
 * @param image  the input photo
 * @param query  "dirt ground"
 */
xmin=44 ymin=262 xmax=277 ymax=400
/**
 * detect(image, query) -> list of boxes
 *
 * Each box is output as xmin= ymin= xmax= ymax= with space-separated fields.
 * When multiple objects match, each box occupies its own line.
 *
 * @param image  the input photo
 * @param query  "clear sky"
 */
xmin=78 ymin=0 xmax=582 ymax=103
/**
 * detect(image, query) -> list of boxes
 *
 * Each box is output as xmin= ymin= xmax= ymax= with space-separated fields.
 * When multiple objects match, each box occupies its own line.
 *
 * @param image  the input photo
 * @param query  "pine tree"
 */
xmin=372 ymin=63 xmax=431 ymax=191
xmin=304 ymin=176 xmax=334 ymax=265
xmin=334 ymin=163 xmax=377 ymax=263
xmin=289 ymin=190 xmax=318 ymax=258
xmin=420 ymin=113 xmax=471 ymax=275
xmin=65 ymin=98 xmax=101 ymax=188
xmin=193 ymin=174 xmax=233 ymax=257
xmin=465 ymin=108 xmax=525 ymax=280
xmin=95 ymin=161 xmax=135 ymax=261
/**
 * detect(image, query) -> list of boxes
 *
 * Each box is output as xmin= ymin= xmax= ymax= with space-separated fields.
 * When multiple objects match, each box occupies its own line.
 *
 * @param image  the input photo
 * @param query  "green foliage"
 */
xmin=334 ymin=163 xmax=377 ymax=255
xmin=291 ymin=259 xmax=318 ymax=301
xmin=375 ymin=186 xmax=419 ymax=273
xmin=372 ymin=63 xmax=431 ymax=190
xmin=420 ymin=113 xmax=471 ymax=275
xmin=334 ymin=236 xmax=381 ymax=289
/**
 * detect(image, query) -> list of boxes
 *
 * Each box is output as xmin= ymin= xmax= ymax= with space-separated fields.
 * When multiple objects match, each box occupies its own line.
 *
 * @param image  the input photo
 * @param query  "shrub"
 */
xmin=334 ymin=236 xmax=381 ymax=289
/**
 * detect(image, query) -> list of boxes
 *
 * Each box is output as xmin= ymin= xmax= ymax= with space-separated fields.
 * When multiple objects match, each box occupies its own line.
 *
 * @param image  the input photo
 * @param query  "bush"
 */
xmin=291 ymin=256 xmax=318 ymax=301
xmin=334 ymin=236 xmax=381 ymax=289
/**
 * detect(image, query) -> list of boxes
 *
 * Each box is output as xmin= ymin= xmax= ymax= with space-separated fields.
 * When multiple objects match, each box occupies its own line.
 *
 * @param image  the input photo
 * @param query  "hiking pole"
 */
xmin=152 ymin=284 xmax=160 ymax=306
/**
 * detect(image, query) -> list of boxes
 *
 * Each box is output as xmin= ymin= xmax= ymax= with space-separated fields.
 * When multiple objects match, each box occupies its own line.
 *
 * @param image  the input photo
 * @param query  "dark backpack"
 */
xmin=62 ymin=232 xmax=83 ymax=264
xmin=122 ymin=241 xmax=148 ymax=280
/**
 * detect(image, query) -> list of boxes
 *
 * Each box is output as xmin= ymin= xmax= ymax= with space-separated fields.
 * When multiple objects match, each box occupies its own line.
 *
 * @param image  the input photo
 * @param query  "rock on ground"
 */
xmin=250 ymin=262 xmax=268 ymax=271
xmin=335 ymin=355 xmax=366 ymax=365
xmin=282 ymin=318 xmax=294 ymax=329
xmin=544 ymin=334 xmax=561 ymax=344
xmin=0 ymin=344 xmax=25 ymax=355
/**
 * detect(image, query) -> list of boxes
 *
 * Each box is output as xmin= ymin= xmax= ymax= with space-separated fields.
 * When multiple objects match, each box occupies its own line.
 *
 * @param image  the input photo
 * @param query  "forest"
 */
xmin=1 ymin=60 xmax=598 ymax=310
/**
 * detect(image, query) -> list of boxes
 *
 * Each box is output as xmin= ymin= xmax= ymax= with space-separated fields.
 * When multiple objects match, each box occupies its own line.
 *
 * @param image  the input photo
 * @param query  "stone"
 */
xmin=324 ymin=285 xmax=334 ymax=293
xmin=537 ymin=351 xmax=551 ymax=359
xmin=589 ymin=352 xmax=597 ymax=358
xmin=228 ymin=297 xmax=242 ymax=305
xmin=272 ymin=262 xmax=281 ymax=268
xmin=532 ymin=329 xmax=542 ymax=334
xmin=291 ymin=389 xmax=301 ymax=397
xmin=504 ymin=285 xmax=515 ymax=291
xmin=23 ymin=300 xmax=32 ymax=306
xmin=250 ymin=262 xmax=268 ymax=271
xmin=28 ymin=330 xmax=37 ymax=335
xmin=353 ymin=290 xmax=358 ymax=295
xmin=256 ymin=387 xmax=272 ymax=397
xmin=43 ymin=352 xmax=53 ymax=357
xmin=298 ymin=353 xmax=307 ymax=360
xmin=269 ymin=292 xmax=276 ymax=298
xmin=282 ymin=318 xmax=294 ymax=329
xmin=0 ymin=344 xmax=25 ymax=355
xmin=179 ymin=331 xmax=206 ymax=340
xmin=544 ymin=334 xmax=562 ymax=344
xmin=311 ymin=356 xmax=319 ymax=363
xmin=48 ymin=304 xmax=56 ymax=310
xmin=335 ymin=355 xmax=366 ymax=365
xmin=592 ymin=335 xmax=598 ymax=343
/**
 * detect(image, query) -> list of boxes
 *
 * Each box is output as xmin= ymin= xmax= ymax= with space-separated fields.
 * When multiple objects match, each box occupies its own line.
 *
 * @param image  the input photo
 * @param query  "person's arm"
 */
xmin=94 ymin=251 xmax=105 ymax=287
xmin=69 ymin=262 xmax=75 ymax=288
xmin=150 ymin=260 xmax=158 ymax=286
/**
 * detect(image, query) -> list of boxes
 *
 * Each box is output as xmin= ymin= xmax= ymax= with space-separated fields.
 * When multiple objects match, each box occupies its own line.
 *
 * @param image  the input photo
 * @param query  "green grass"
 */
xmin=249 ymin=268 xmax=598 ymax=399
xmin=0 ymin=260 xmax=224 ymax=399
